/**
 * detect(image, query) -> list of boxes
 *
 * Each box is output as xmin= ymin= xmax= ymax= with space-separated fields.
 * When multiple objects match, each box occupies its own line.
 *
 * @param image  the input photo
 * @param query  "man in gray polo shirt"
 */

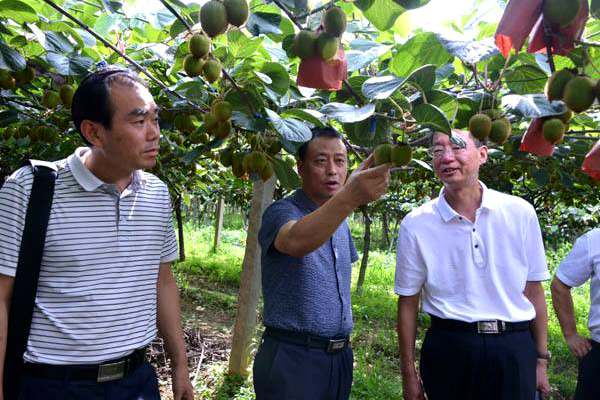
xmin=551 ymin=228 xmax=600 ymax=399
xmin=0 ymin=68 xmax=194 ymax=399
xmin=253 ymin=127 xmax=391 ymax=400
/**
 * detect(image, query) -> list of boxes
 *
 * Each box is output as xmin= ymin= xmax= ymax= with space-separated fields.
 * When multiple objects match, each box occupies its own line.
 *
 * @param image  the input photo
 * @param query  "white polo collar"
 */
xmin=67 ymin=147 xmax=145 ymax=193
xmin=436 ymin=181 xmax=495 ymax=223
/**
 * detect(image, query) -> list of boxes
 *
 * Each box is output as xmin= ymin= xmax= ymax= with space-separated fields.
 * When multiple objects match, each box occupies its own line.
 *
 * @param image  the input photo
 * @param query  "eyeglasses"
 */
xmin=427 ymin=145 xmax=468 ymax=159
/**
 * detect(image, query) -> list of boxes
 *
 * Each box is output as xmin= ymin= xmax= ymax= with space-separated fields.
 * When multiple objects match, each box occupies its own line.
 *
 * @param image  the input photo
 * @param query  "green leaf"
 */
xmin=412 ymin=103 xmax=451 ymax=134
xmin=412 ymin=158 xmax=433 ymax=171
xmin=271 ymin=157 xmax=301 ymax=190
xmin=390 ymin=32 xmax=451 ymax=78
xmin=404 ymin=64 xmax=436 ymax=92
xmin=265 ymin=108 xmax=312 ymax=154
xmin=281 ymin=109 xmax=324 ymax=127
xmin=94 ymin=14 xmax=119 ymax=37
xmin=362 ymin=76 xmax=404 ymax=100
xmin=504 ymin=65 xmax=547 ymax=95
xmin=424 ymin=90 xmax=458 ymax=122
xmin=247 ymin=12 xmax=282 ymax=36
xmin=346 ymin=40 xmax=391 ymax=72
xmin=260 ymin=62 xmax=290 ymax=95
xmin=343 ymin=116 xmax=390 ymax=147
xmin=228 ymin=30 xmax=263 ymax=59
xmin=46 ymin=52 xmax=94 ymax=76
xmin=0 ymin=40 xmax=26 ymax=71
xmin=320 ymin=102 xmax=376 ymax=123
xmin=355 ymin=0 xmax=405 ymax=31
xmin=502 ymin=94 xmax=568 ymax=119
xmin=0 ymin=0 xmax=37 ymax=23
xmin=435 ymin=33 xmax=498 ymax=64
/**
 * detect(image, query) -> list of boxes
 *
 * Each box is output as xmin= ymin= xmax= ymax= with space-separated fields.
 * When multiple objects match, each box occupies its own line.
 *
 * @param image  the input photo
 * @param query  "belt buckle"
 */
xmin=327 ymin=339 xmax=346 ymax=353
xmin=97 ymin=360 xmax=126 ymax=383
xmin=477 ymin=320 xmax=504 ymax=334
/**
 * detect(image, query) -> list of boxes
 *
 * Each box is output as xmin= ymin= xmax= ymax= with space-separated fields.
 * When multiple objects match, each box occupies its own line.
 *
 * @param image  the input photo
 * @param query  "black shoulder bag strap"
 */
xmin=3 ymin=160 xmax=57 ymax=400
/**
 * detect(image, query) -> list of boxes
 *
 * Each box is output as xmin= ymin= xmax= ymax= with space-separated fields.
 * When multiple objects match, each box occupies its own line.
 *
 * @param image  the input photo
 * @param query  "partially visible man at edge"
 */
xmin=0 ymin=68 xmax=194 ymax=399
xmin=395 ymin=129 xmax=551 ymax=400
xmin=253 ymin=127 xmax=391 ymax=399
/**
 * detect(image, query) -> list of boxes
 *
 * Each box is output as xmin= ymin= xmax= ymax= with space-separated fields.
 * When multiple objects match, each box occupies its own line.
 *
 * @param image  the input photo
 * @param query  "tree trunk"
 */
xmin=228 ymin=177 xmax=276 ymax=377
xmin=356 ymin=206 xmax=371 ymax=295
xmin=175 ymin=194 xmax=185 ymax=262
xmin=213 ymin=197 xmax=225 ymax=252
xmin=381 ymin=212 xmax=389 ymax=249
xmin=388 ymin=218 xmax=400 ymax=253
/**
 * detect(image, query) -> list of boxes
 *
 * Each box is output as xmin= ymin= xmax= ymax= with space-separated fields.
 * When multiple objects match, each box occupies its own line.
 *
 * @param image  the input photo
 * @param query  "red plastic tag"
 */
xmin=519 ymin=118 xmax=555 ymax=157
xmin=494 ymin=0 xmax=543 ymax=58
xmin=297 ymin=47 xmax=348 ymax=91
xmin=582 ymin=140 xmax=600 ymax=181
xmin=527 ymin=0 xmax=588 ymax=56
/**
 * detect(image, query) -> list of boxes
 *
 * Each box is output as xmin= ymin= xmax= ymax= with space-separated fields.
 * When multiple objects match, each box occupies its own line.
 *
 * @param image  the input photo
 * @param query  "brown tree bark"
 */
xmin=228 ymin=177 xmax=276 ymax=377
xmin=356 ymin=206 xmax=371 ymax=295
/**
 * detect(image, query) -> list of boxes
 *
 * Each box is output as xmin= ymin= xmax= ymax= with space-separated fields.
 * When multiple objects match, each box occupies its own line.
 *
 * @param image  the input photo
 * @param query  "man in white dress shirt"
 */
xmin=395 ymin=129 xmax=551 ymax=400
xmin=551 ymin=228 xmax=600 ymax=399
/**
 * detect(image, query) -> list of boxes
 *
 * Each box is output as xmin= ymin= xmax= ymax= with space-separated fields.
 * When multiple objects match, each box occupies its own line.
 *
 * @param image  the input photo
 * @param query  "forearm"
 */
xmin=0 ymin=276 xmax=13 ymax=390
xmin=276 ymin=190 xmax=355 ymax=257
xmin=397 ymin=294 xmax=420 ymax=374
xmin=157 ymin=268 xmax=188 ymax=369
xmin=0 ymin=298 xmax=8 ymax=388
xmin=525 ymin=281 xmax=548 ymax=355
xmin=551 ymin=278 xmax=579 ymax=338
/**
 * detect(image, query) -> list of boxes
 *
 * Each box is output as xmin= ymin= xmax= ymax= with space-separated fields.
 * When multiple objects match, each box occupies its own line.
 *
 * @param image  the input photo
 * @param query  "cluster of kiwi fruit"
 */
xmin=41 ymin=84 xmax=75 ymax=109
xmin=1 ymin=124 xmax=59 ymax=143
xmin=184 ymin=0 xmax=249 ymax=83
xmin=183 ymin=33 xmax=222 ymax=83
xmin=0 ymin=65 xmax=35 ymax=90
xmin=200 ymin=0 xmax=249 ymax=37
xmin=203 ymin=100 xmax=233 ymax=140
xmin=468 ymin=109 xmax=512 ymax=145
xmin=219 ymin=137 xmax=280 ymax=181
xmin=543 ymin=68 xmax=599 ymax=144
xmin=372 ymin=143 xmax=413 ymax=167
xmin=292 ymin=7 xmax=346 ymax=62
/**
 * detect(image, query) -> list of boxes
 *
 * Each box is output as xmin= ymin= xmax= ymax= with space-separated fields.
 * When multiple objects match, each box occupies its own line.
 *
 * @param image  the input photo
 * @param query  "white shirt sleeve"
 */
xmin=556 ymin=233 xmax=592 ymax=288
xmin=395 ymin=222 xmax=426 ymax=296
xmin=0 ymin=171 xmax=31 ymax=277
xmin=524 ymin=207 xmax=550 ymax=281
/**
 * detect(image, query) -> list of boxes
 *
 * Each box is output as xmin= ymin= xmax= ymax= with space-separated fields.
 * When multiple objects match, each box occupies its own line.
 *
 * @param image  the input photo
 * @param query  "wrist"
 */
xmin=332 ymin=187 xmax=358 ymax=212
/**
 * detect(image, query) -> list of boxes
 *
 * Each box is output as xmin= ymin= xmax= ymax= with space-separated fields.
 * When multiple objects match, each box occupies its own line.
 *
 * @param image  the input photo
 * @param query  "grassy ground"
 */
xmin=166 ymin=221 xmax=590 ymax=399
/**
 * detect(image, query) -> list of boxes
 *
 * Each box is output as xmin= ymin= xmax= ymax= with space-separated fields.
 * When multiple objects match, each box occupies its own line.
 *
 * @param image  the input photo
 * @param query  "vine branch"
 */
xmin=42 ymin=0 xmax=203 ymax=110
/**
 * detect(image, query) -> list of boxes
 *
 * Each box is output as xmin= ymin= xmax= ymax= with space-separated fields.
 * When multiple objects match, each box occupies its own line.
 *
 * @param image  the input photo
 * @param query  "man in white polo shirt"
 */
xmin=0 ymin=68 xmax=194 ymax=399
xmin=395 ymin=129 xmax=551 ymax=400
xmin=551 ymin=228 xmax=600 ymax=399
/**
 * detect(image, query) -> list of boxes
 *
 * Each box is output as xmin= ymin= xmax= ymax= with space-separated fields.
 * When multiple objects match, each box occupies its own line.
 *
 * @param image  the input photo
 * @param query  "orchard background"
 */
xmin=1 ymin=0 xmax=599 ymax=398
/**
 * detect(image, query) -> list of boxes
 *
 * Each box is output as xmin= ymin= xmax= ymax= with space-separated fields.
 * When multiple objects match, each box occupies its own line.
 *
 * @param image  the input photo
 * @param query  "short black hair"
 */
xmin=71 ymin=67 xmax=146 ymax=146
xmin=297 ymin=126 xmax=343 ymax=161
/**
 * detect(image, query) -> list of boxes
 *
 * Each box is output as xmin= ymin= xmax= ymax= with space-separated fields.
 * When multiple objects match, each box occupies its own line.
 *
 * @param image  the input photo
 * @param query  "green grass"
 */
xmin=173 ymin=223 xmax=590 ymax=399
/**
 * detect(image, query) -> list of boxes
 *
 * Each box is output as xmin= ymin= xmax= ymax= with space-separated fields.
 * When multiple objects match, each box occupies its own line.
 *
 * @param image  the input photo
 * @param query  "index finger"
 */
xmin=362 ymin=162 xmax=391 ymax=177
xmin=356 ymin=153 xmax=374 ymax=172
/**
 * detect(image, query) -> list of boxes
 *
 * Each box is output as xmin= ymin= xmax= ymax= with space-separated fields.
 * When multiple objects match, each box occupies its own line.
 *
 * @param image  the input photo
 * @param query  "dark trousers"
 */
xmin=253 ymin=335 xmax=353 ymax=400
xmin=17 ymin=362 xmax=160 ymax=400
xmin=420 ymin=327 xmax=537 ymax=400
xmin=575 ymin=341 xmax=600 ymax=400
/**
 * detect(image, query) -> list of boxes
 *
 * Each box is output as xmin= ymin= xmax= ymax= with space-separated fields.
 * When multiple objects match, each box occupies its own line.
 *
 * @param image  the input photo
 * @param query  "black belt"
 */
xmin=430 ymin=316 xmax=531 ymax=334
xmin=23 ymin=347 xmax=147 ymax=383
xmin=264 ymin=327 xmax=350 ymax=353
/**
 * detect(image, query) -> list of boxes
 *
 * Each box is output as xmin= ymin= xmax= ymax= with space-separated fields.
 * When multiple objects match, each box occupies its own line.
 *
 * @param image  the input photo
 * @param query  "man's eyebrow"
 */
xmin=127 ymin=106 xmax=159 ymax=117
